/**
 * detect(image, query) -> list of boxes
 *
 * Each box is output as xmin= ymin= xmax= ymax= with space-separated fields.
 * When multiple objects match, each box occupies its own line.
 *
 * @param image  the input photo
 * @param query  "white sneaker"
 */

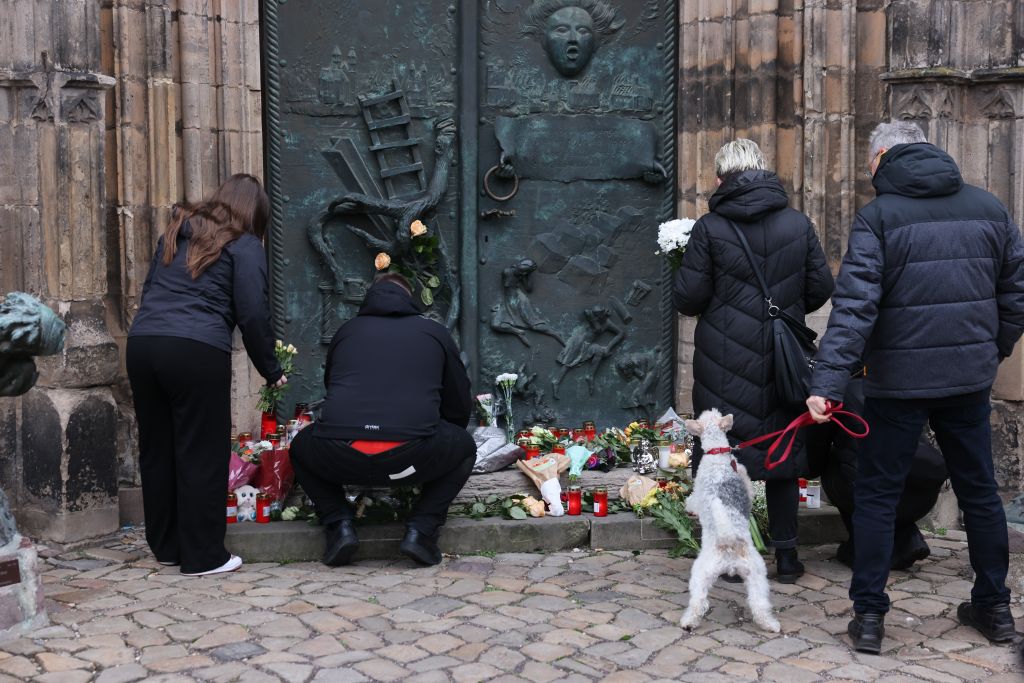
xmin=182 ymin=555 xmax=242 ymax=576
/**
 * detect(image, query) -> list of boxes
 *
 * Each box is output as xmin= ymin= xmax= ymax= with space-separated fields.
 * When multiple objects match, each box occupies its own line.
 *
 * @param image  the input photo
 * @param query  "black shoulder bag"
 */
xmin=728 ymin=220 xmax=819 ymax=405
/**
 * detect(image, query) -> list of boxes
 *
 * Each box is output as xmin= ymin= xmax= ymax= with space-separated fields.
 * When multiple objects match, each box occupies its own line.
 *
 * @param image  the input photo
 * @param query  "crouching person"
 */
xmin=290 ymin=273 xmax=476 ymax=567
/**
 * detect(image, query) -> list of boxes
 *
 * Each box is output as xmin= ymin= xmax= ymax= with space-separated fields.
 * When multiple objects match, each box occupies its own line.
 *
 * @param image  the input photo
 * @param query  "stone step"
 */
xmin=225 ymin=503 xmax=847 ymax=562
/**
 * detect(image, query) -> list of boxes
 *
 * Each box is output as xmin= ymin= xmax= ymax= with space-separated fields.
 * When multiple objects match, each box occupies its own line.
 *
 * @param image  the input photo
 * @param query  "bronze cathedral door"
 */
xmin=263 ymin=0 xmax=677 ymax=427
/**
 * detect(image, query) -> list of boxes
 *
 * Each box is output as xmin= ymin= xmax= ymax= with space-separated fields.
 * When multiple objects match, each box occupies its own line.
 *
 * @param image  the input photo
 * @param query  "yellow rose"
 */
xmin=410 ymin=219 xmax=428 ymax=237
xmin=522 ymin=496 xmax=546 ymax=517
xmin=640 ymin=487 xmax=660 ymax=508
xmin=374 ymin=253 xmax=391 ymax=270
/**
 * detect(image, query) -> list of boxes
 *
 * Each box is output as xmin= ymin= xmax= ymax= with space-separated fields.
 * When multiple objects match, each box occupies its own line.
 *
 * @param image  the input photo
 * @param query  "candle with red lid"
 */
xmin=582 ymin=420 xmax=597 ymax=441
xmin=593 ymin=486 xmax=608 ymax=517
xmin=567 ymin=485 xmax=582 ymax=515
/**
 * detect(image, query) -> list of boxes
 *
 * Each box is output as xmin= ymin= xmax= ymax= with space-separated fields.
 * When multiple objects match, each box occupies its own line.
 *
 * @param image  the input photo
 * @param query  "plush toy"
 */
xmin=234 ymin=485 xmax=259 ymax=522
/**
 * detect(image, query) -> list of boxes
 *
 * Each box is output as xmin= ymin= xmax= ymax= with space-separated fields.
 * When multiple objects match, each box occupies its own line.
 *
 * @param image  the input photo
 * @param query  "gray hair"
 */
xmin=868 ymin=121 xmax=927 ymax=161
xmin=715 ymin=139 xmax=766 ymax=178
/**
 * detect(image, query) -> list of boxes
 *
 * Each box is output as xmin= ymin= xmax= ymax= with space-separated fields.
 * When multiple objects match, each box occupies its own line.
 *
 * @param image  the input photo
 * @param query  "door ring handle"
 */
xmin=483 ymin=164 xmax=519 ymax=202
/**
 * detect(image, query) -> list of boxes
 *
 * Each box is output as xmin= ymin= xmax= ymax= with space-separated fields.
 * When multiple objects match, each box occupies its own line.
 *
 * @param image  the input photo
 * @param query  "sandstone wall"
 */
xmin=0 ymin=0 xmax=266 ymax=542
xmin=673 ymin=0 xmax=1024 ymax=493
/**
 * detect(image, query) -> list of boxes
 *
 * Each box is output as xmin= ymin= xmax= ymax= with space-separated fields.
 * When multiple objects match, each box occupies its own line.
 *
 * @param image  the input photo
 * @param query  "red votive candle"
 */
xmin=593 ymin=486 xmax=608 ymax=517
xmin=567 ymin=485 xmax=582 ymax=515
xmin=226 ymin=493 xmax=238 ymax=524
xmin=656 ymin=475 xmax=668 ymax=489
xmin=552 ymin=444 xmax=566 ymax=454
xmin=583 ymin=420 xmax=597 ymax=441
xmin=525 ymin=444 xmax=541 ymax=460
xmin=256 ymin=493 xmax=271 ymax=523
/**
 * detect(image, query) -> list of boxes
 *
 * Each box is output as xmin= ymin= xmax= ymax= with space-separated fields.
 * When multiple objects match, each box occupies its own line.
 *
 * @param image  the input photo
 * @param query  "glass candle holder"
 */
xmin=226 ymin=493 xmax=238 ymax=524
xmin=525 ymin=444 xmax=541 ymax=460
xmin=256 ymin=493 xmax=271 ymax=523
xmin=567 ymin=485 xmax=582 ymax=515
xmin=657 ymin=441 xmax=672 ymax=469
xmin=593 ymin=486 xmax=608 ymax=517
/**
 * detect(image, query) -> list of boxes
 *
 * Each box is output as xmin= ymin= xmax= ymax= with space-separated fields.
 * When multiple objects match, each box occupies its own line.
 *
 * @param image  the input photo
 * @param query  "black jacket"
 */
xmin=315 ymin=281 xmax=472 ymax=441
xmin=129 ymin=221 xmax=282 ymax=383
xmin=811 ymin=143 xmax=1024 ymax=401
xmin=674 ymin=170 xmax=834 ymax=479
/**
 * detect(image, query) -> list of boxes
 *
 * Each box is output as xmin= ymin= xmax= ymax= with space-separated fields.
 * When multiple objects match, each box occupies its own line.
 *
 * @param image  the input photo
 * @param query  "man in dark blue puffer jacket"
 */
xmin=806 ymin=121 xmax=1024 ymax=653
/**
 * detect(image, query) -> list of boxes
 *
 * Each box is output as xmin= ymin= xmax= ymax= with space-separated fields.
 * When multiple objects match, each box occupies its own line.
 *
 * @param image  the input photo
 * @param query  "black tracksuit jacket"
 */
xmin=314 ymin=281 xmax=472 ymax=441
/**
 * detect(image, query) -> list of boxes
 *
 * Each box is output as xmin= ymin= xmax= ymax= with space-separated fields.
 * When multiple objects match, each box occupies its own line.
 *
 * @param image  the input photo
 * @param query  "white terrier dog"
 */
xmin=680 ymin=409 xmax=780 ymax=632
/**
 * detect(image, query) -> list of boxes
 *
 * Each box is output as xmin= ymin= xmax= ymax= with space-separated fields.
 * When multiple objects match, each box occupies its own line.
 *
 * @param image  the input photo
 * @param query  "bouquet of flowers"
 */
xmin=578 ymin=428 xmax=628 ymax=472
xmin=257 ymin=340 xmax=297 ymax=413
xmin=475 ymin=393 xmax=496 ymax=426
xmin=656 ymin=218 xmax=696 ymax=270
xmin=527 ymin=425 xmax=558 ymax=452
xmin=496 ymin=372 xmax=518 ymax=443
xmin=624 ymin=420 xmax=672 ymax=443
xmin=228 ymin=439 xmax=274 ymax=491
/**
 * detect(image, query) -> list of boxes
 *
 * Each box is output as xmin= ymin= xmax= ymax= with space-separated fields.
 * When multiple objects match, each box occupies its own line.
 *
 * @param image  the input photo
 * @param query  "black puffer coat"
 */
xmin=811 ymin=143 xmax=1024 ymax=401
xmin=674 ymin=170 xmax=834 ymax=479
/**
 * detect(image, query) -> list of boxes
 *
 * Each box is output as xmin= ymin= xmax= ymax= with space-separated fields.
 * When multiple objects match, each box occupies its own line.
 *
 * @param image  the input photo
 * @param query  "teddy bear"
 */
xmin=234 ymin=485 xmax=259 ymax=522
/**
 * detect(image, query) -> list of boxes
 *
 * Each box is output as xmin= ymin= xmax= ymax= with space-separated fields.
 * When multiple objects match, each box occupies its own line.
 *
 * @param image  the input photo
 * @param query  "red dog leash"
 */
xmin=725 ymin=401 xmax=870 ymax=471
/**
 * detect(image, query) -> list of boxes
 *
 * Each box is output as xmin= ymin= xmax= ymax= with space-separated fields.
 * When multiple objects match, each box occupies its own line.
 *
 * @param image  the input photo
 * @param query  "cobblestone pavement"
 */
xmin=1 ymin=529 xmax=1021 ymax=682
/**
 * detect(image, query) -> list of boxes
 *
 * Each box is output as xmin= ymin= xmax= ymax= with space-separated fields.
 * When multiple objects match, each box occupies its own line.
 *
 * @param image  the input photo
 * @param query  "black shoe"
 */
xmin=835 ymin=541 xmax=854 ymax=569
xmin=322 ymin=520 xmax=359 ymax=567
xmin=957 ymin=602 xmax=1018 ymax=643
xmin=848 ymin=613 xmax=885 ymax=654
xmin=890 ymin=532 xmax=930 ymax=571
xmin=721 ymin=573 xmax=743 ymax=584
xmin=399 ymin=527 xmax=442 ymax=566
xmin=775 ymin=548 xmax=805 ymax=584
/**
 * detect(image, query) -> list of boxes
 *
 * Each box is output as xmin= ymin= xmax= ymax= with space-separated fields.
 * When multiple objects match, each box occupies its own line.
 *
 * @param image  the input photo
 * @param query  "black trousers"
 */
xmin=126 ymin=336 xmax=232 ymax=574
xmin=290 ymin=420 xmax=476 ymax=535
xmin=765 ymin=478 xmax=799 ymax=550
xmin=852 ymin=393 xmax=1009 ymax=614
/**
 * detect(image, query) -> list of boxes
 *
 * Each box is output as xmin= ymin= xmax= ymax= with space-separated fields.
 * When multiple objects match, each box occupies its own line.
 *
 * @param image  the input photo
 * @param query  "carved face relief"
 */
xmin=543 ymin=6 xmax=595 ymax=77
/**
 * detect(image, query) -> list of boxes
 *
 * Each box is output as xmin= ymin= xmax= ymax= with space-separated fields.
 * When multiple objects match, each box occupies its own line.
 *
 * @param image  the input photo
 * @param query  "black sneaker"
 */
xmin=957 ymin=602 xmax=1018 ymax=643
xmin=891 ymin=530 xmax=930 ymax=570
xmin=400 ymin=527 xmax=442 ymax=566
xmin=775 ymin=548 xmax=805 ymax=584
xmin=835 ymin=541 xmax=853 ymax=569
xmin=848 ymin=612 xmax=885 ymax=654
xmin=322 ymin=520 xmax=359 ymax=567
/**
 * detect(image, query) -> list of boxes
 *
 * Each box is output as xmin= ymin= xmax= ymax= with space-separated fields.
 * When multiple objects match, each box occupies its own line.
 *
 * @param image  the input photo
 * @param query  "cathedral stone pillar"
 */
xmin=0 ymin=1 xmax=120 ymax=541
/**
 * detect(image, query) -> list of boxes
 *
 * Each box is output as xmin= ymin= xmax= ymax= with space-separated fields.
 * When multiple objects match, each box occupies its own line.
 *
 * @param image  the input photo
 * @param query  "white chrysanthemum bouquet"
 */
xmin=656 ymin=218 xmax=696 ymax=270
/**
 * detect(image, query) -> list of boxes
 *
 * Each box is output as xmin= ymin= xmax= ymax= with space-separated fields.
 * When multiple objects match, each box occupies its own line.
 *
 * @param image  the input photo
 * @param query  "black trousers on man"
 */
xmin=290 ymin=420 xmax=476 ymax=535
xmin=126 ymin=336 xmax=232 ymax=574
xmin=851 ymin=391 xmax=1010 ymax=614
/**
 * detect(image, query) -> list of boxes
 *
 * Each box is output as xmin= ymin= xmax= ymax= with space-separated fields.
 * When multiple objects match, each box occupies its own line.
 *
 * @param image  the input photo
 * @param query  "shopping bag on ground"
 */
xmin=253 ymin=447 xmax=295 ymax=508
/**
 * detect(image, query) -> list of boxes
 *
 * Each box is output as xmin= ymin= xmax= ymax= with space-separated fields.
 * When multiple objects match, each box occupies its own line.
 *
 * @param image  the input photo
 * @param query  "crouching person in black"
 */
xmin=290 ymin=273 xmax=476 ymax=567
xmin=821 ymin=375 xmax=948 ymax=571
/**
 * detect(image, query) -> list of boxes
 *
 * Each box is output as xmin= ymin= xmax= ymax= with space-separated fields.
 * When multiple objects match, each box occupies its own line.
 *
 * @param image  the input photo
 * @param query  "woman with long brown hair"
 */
xmin=127 ymin=174 xmax=286 ymax=575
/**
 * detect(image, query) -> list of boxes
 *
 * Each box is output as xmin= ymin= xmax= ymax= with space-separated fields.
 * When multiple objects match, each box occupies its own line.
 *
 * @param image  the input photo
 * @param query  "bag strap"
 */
xmin=726 ymin=219 xmax=780 ymax=318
